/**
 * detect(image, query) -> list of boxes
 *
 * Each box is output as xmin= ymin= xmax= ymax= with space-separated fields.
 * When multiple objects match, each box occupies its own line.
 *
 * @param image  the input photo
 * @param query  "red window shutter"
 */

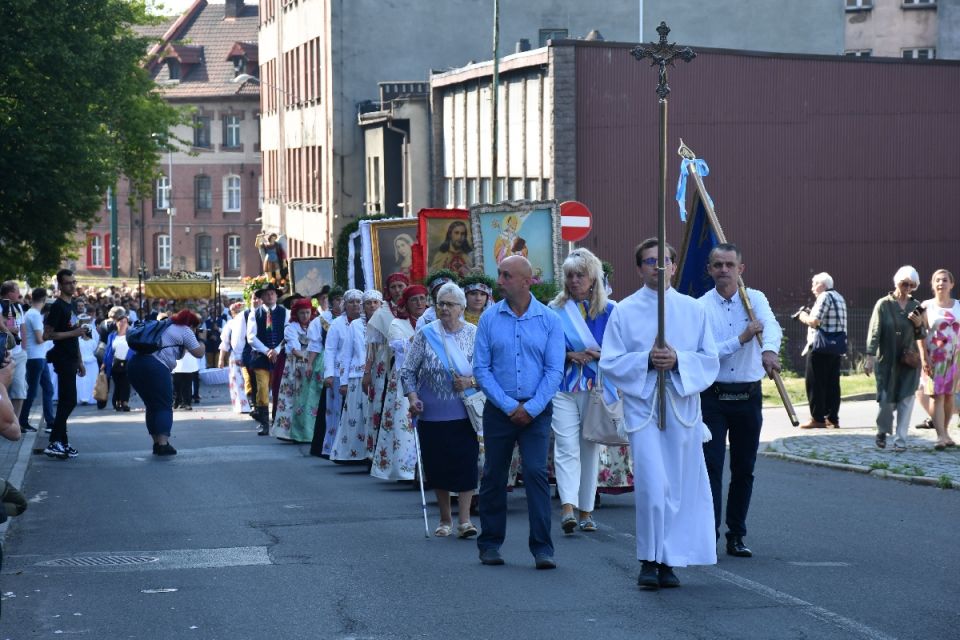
xmin=104 ymin=233 xmax=111 ymax=268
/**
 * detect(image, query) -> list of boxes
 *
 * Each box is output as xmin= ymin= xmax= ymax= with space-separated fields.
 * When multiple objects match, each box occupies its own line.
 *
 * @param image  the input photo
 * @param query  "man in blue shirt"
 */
xmin=473 ymin=255 xmax=565 ymax=569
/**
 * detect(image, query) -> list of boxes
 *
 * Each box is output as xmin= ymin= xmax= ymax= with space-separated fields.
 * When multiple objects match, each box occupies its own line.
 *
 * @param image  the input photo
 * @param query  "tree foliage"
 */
xmin=0 ymin=0 xmax=187 ymax=281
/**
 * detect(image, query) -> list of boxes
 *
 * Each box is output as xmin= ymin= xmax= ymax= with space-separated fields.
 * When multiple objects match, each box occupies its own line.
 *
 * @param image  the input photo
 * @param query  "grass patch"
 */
xmin=869 ymin=460 xmax=889 ymax=471
xmin=762 ymin=373 xmax=875 ymax=407
xmin=937 ymin=475 xmax=953 ymax=489
xmin=807 ymin=450 xmax=819 ymax=460
xmin=839 ymin=456 xmax=850 ymax=464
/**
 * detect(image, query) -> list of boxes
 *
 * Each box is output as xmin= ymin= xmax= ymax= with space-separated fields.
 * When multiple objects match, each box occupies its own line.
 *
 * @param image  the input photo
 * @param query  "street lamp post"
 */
xmin=167 ymin=147 xmax=175 ymax=272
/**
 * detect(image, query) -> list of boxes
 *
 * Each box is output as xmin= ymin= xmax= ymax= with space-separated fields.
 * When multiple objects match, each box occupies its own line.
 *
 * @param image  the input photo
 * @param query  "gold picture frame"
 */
xmin=369 ymin=218 xmax=419 ymax=290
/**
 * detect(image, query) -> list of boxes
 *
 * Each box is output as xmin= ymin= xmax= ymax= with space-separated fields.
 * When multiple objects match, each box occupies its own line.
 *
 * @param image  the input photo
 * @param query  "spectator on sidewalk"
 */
xmin=798 ymin=273 xmax=847 ymax=429
xmin=1 ymin=281 xmax=28 ymax=424
xmin=19 ymin=288 xmax=51 ymax=432
xmin=0 ymin=353 xmax=23 ymax=441
xmin=864 ymin=267 xmax=925 ymax=451
xmin=102 ymin=307 xmax=132 ymax=412
xmin=918 ymin=269 xmax=960 ymax=450
xmin=43 ymin=270 xmax=86 ymax=460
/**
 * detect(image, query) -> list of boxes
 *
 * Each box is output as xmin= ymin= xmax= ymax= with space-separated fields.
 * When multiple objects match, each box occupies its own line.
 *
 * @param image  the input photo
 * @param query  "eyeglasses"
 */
xmin=640 ymin=257 xmax=673 ymax=266
xmin=897 ymin=281 xmax=917 ymax=289
xmin=436 ymin=301 xmax=461 ymax=309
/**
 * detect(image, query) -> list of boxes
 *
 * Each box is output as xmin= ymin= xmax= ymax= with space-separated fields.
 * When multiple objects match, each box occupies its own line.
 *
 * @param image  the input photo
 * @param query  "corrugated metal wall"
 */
xmin=572 ymin=42 xmax=960 ymax=367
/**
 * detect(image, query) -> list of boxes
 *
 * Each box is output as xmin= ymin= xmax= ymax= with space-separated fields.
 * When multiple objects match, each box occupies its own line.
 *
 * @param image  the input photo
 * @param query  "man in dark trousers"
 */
xmin=43 ymin=269 xmax=87 ymax=459
xmin=698 ymin=244 xmax=782 ymax=558
xmin=245 ymin=283 xmax=288 ymax=435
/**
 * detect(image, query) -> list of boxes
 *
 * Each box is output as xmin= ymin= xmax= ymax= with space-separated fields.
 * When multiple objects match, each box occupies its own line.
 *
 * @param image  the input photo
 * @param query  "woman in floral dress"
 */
xmin=363 ymin=304 xmax=395 ymax=458
xmin=331 ymin=290 xmax=381 ymax=461
xmin=371 ymin=286 xmax=428 ymax=480
xmin=271 ymin=299 xmax=315 ymax=443
xmin=919 ymin=268 xmax=960 ymax=449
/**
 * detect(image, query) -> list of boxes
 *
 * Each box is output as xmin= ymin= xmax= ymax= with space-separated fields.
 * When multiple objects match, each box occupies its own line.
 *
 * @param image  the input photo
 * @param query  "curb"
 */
xmin=0 ymin=428 xmax=39 ymax=544
xmin=761 ymin=440 xmax=956 ymax=490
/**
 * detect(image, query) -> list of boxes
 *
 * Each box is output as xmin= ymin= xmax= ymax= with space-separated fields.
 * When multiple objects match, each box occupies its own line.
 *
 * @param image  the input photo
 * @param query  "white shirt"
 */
xmin=600 ymin=287 xmax=719 ymax=432
xmin=341 ymin=317 xmax=368 ymax=379
xmin=323 ymin=315 xmax=351 ymax=380
xmin=307 ymin=314 xmax=330 ymax=354
xmin=699 ymin=287 xmax=782 ymax=383
xmin=246 ymin=304 xmax=289 ymax=355
xmin=284 ymin=322 xmax=310 ymax=356
xmin=112 ymin=334 xmax=130 ymax=361
xmin=127 ymin=309 xmax=139 ymax=323
xmin=23 ymin=307 xmax=47 ymax=359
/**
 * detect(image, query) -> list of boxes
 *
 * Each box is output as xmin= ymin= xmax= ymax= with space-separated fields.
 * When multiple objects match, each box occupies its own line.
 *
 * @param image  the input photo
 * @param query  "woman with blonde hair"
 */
xmin=918 ymin=268 xmax=960 ymax=450
xmin=548 ymin=248 xmax=617 ymax=533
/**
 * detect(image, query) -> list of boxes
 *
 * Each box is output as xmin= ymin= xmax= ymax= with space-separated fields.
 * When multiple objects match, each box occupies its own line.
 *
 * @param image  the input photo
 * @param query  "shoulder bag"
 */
xmin=439 ymin=328 xmax=486 ymax=434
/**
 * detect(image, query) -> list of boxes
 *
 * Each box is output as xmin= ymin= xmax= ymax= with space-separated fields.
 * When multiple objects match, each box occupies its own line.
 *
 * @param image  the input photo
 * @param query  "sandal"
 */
xmin=457 ymin=522 xmax=478 ymax=539
xmin=934 ymin=443 xmax=947 ymax=451
xmin=561 ymin=513 xmax=577 ymax=534
xmin=578 ymin=516 xmax=597 ymax=532
xmin=434 ymin=523 xmax=452 ymax=537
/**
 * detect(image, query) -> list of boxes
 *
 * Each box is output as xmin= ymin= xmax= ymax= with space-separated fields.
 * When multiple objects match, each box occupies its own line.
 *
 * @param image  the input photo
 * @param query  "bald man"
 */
xmin=473 ymin=256 xmax=565 ymax=569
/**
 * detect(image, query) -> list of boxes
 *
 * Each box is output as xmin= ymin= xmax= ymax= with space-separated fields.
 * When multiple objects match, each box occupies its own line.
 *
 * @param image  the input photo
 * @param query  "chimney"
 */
xmin=585 ymin=29 xmax=604 ymax=42
xmin=516 ymin=38 xmax=531 ymax=53
xmin=225 ymin=0 xmax=244 ymax=19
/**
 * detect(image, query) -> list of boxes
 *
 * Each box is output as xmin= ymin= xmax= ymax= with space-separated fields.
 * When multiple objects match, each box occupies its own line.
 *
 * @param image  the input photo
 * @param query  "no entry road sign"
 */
xmin=560 ymin=201 xmax=593 ymax=242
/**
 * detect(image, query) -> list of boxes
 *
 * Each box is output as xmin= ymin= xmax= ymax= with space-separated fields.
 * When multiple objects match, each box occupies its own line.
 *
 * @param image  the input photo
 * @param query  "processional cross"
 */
xmin=630 ymin=22 xmax=695 ymax=430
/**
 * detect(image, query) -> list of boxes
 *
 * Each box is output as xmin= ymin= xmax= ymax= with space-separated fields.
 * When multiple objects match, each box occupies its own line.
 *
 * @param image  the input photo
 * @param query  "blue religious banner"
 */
xmin=673 ymin=190 xmax=717 ymax=299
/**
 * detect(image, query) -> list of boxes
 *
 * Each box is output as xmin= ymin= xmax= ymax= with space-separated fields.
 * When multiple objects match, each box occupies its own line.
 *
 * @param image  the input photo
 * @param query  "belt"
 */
xmin=709 ymin=381 xmax=760 ymax=401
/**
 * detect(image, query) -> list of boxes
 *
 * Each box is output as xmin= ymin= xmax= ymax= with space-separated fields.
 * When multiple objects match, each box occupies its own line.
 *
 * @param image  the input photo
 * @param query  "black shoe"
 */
xmin=122 ymin=405 xmax=131 ymax=412
xmin=534 ymin=554 xmax=556 ymax=570
xmin=658 ymin=564 xmax=680 ymax=588
xmin=153 ymin=442 xmax=160 ymax=455
xmin=917 ymin=418 xmax=935 ymax=430
xmin=479 ymin=548 xmax=505 ymax=566
xmin=258 ymin=422 xmax=270 ymax=436
xmin=726 ymin=536 xmax=753 ymax=558
xmin=192 ymin=396 xmax=201 ymax=404
xmin=20 ymin=424 xmax=37 ymax=433
xmin=876 ymin=433 xmax=887 ymax=449
xmin=637 ymin=561 xmax=659 ymax=590
xmin=156 ymin=443 xmax=177 ymax=456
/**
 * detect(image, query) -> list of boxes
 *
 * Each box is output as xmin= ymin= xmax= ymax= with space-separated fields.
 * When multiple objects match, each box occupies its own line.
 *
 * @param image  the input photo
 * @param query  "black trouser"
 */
xmin=51 ymin=362 xmax=78 ymax=446
xmin=111 ymin=360 xmax=130 ymax=407
xmin=192 ymin=371 xmax=200 ymax=400
xmin=805 ymin=352 xmax=841 ymax=423
xmin=173 ymin=373 xmax=193 ymax=407
xmin=701 ymin=382 xmax=763 ymax=540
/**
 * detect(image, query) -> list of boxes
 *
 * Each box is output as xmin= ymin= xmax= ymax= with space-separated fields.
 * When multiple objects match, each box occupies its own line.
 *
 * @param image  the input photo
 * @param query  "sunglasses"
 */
xmin=640 ymin=257 xmax=673 ymax=266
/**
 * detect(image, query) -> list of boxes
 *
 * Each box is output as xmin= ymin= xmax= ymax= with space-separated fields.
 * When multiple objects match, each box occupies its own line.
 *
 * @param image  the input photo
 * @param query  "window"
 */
xmin=495 ymin=178 xmax=506 ymax=202
xmin=196 ymin=235 xmax=212 ymax=271
xmin=224 ymin=175 xmax=241 ymax=212
xmin=157 ymin=234 xmax=171 ymax=270
xmin=539 ymin=28 xmax=568 ymax=47
xmin=454 ymin=178 xmax=465 ymax=208
xmin=445 ymin=178 xmax=454 ymax=207
xmin=845 ymin=0 xmax=872 ymax=10
xmin=902 ymin=0 xmax=935 ymax=6
xmin=844 ymin=50 xmax=872 ymax=57
xmin=509 ymin=178 xmax=524 ymax=201
xmin=86 ymin=234 xmax=103 ymax=268
xmin=479 ymin=178 xmax=491 ymax=204
xmin=541 ymin=179 xmax=551 ymax=199
xmin=156 ymin=175 xmax=170 ymax=210
xmin=223 ymin=115 xmax=241 ymax=148
xmin=194 ymin=175 xmax=212 ymax=210
xmin=903 ymin=48 xmax=936 ymax=59
xmin=525 ymin=179 xmax=540 ymax=200
xmin=466 ymin=178 xmax=477 ymax=206
xmin=167 ymin=59 xmax=181 ymax=80
xmin=194 ymin=115 xmax=211 ymax=148
xmin=227 ymin=234 xmax=241 ymax=273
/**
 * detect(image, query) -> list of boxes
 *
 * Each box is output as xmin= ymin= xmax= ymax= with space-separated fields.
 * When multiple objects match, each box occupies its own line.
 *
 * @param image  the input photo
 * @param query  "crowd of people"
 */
xmin=3 ymin=244 xmax=959 ymax=589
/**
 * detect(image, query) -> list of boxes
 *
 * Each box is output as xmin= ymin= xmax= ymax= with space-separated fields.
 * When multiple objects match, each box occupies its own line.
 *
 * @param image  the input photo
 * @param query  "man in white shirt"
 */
xmin=698 ymin=243 xmax=782 ymax=559
xmin=246 ymin=284 xmax=289 ymax=434
xmin=18 ymin=288 xmax=49 ymax=432
xmin=599 ymin=238 xmax=719 ymax=590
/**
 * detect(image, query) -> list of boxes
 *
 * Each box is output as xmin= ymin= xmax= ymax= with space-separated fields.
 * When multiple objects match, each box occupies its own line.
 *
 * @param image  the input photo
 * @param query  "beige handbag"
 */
xmin=581 ymin=373 xmax=627 ymax=446
xmin=439 ymin=329 xmax=486 ymax=434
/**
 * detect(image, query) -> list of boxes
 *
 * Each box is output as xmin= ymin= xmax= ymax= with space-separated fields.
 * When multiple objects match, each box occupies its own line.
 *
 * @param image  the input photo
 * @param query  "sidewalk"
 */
xmin=761 ymin=397 xmax=960 ymax=490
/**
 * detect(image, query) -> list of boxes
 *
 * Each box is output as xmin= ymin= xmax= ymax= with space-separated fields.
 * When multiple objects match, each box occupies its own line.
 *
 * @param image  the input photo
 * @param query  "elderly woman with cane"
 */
xmin=864 ymin=266 xmax=925 ymax=451
xmin=402 ymin=282 xmax=480 ymax=538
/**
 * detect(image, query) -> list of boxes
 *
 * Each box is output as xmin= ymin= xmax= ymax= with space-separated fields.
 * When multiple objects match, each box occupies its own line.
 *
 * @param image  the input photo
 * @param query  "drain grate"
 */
xmin=39 ymin=555 xmax=159 ymax=568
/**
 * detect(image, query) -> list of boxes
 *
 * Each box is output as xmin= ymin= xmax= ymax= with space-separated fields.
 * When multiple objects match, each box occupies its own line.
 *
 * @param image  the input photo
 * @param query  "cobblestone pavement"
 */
xmin=764 ymin=406 xmax=960 ymax=490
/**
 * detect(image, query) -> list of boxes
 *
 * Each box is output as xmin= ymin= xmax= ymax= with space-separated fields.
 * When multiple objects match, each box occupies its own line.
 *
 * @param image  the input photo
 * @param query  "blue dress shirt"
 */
xmin=473 ymin=293 xmax=565 ymax=418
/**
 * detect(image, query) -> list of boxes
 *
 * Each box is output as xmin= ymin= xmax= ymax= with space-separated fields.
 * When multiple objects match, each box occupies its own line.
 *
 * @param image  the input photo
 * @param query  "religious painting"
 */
xmin=369 ymin=218 xmax=419 ymax=289
xmin=289 ymin=257 xmax=334 ymax=298
xmin=417 ymin=208 xmax=473 ymax=278
xmin=470 ymin=200 xmax=562 ymax=283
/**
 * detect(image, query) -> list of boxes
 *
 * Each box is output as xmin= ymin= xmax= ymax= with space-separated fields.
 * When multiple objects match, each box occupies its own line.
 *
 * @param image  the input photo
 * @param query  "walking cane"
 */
xmin=412 ymin=419 xmax=430 ymax=538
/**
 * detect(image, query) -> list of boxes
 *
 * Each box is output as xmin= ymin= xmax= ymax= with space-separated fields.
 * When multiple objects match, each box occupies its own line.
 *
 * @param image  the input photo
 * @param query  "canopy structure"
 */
xmin=143 ymin=279 xmax=216 ymax=300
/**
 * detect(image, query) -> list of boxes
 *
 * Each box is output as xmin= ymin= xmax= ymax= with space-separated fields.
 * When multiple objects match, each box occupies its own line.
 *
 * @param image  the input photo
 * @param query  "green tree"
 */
xmin=0 ymin=0 xmax=187 ymax=281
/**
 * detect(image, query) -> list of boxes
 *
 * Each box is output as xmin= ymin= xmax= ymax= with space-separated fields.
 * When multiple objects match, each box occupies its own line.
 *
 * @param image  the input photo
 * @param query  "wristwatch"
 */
xmin=470 ymin=376 xmax=477 ymax=389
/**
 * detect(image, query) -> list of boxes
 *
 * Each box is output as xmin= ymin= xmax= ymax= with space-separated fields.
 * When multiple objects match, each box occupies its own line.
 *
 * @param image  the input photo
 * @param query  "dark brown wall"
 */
xmin=571 ymin=42 xmax=960 ymax=362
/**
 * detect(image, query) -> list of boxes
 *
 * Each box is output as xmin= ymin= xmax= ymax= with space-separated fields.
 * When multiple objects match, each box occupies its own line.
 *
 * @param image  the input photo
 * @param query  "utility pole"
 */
xmin=491 ymin=0 xmax=500 ymax=197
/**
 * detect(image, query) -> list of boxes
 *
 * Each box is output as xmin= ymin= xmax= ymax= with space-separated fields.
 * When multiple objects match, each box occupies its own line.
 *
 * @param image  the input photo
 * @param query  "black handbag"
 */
xmin=811 ymin=292 xmax=847 ymax=356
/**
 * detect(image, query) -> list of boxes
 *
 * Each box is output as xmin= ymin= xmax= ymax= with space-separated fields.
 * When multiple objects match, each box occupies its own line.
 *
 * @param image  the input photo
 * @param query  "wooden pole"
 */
xmin=685 ymin=161 xmax=800 ymax=427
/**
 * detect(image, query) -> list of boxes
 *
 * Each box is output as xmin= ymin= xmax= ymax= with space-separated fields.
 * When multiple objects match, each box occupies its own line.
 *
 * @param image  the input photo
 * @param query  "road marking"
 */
xmin=701 ymin=566 xmax=897 ymax=640
xmin=788 ymin=561 xmax=851 ymax=567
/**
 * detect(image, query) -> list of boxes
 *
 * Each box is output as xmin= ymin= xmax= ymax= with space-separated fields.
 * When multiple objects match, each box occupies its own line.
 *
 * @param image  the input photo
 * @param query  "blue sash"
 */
xmin=557 ymin=301 xmax=618 ymax=404
xmin=422 ymin=322 xmax=479 ymax=398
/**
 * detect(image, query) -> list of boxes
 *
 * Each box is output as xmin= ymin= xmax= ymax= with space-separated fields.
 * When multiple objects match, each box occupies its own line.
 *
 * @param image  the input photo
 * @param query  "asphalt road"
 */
xmin=1 ymin=392 xmax=958 ymax=639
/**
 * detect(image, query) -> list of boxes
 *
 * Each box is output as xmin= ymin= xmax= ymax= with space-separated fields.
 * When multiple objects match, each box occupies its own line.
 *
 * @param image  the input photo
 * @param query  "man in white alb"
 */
xmin=599 ymin=238 xmax=719 ymax=590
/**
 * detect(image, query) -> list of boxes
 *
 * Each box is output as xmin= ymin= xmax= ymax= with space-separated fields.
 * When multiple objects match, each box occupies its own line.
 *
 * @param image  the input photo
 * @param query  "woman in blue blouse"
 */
xmin=549 ymin=248 xmax=615 ymax=534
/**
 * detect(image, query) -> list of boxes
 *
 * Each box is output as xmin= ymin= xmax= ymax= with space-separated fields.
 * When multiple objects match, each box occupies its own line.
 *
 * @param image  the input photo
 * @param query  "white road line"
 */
xmin=701 ymin=566 xmax=897 ymax=640
xmin=788 ymin=561 xmax=851 ymax=567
